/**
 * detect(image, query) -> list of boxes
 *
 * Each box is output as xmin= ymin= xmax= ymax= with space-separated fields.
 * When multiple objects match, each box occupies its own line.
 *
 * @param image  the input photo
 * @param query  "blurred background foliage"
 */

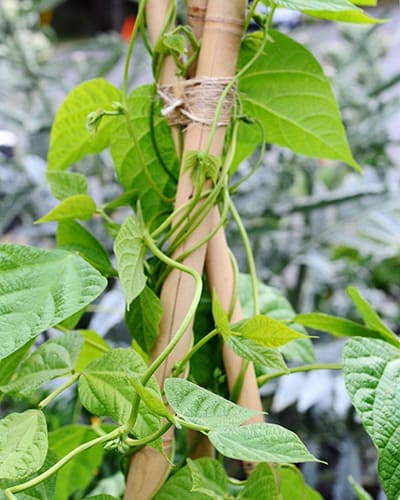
xmin=0 ymin=0 xmax=399 ymax=498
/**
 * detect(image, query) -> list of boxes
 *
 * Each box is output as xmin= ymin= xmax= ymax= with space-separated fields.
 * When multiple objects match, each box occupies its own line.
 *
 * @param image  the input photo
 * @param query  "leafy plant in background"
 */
xmin=1 ymin=1 xmax=399 ymax=500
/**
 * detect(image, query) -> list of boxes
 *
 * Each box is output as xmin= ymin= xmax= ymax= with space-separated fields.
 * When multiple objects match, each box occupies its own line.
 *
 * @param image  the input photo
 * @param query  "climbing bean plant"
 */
xmin=1 ymin=1 xmax=399 ymax=499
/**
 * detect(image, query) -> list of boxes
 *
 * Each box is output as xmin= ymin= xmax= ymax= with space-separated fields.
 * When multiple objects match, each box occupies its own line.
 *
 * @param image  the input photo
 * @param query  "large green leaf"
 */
xmin=238 ymin=274 xmax=315 ymax=363
xmin=0 ymin=244 xmax=107 ymax=360
xmin=49 ymin=425 xmax=104 ymax=500
xmin=164 ymin=378 xmax=260 ymax=429
xmin=0 ymin=332 xmax=84 ymax=397
xmin=239 ymin=463 xmax=279 ymax=500
xmin=208 ymin=423 xmax=318 ymax=463
xmin=188 ymin=458 xmax=228 ymax=499
xmin=232 ymin=315 xmax=310 ymax=348
xmin=48 ymin=79 xmax=121 ymax=171
xmin=228 ymin=335 xmax=287 ymax=371
xmin=109 ymin=85 xmax=178 ymax=225
xmin=238 ymin=31 xmax=359 ymax=169
xmin=13 ymin=451 xmax=58 ymax=500
xmin=0 ymin=410 xmax=48 ymax=484
xmin=344 ymin=339 xmax=400 ymax=499
xmin=46 ymin=171 xmax=88 ymax=201
xmin=79 ymin=349 xmax=162 ymax=439
xmin=35 ymin=194 xmax=97 ymax=223
xmin=114 ymin=216 xmax=147 ymax=306
xmin=57 ymin=220 xmax=115 ymax=277
xmin=125 ymin=285 xmax=163 ymax=353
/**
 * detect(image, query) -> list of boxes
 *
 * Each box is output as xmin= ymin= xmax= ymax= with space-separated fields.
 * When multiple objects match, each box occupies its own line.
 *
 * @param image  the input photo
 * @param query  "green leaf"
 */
xmin=0 ymin=332 xmax=84 ymax=397
xmin=48 ymin=78 xmax=121 ymax=171
xmin=0 ymin=340 xmax=34 ymax=387
xmin=208 ymin=423 xmax=318 ymax=463
xmin=294 ymin=313 xmax=400 ymax=347
xmin=269 ymin=0 xmax=381 ymax=22
xmin=228 ymin=336 xmax=287 ymax=371
xmin=75 ymin=330 xmax=110 ymax=372
xmin=79 ymin=348 xmax=162 ymax=438
xmin=348 ymin=476 xmax=373 ymax=500
xmin=0 ymin=410 xmax=48 ymax=484
xmin=49 ymin=425 xmax=104 ymax=500
xmin=13 ymin=451 xmax=58 ymax=500
xmin=57 ymin=220 xmax=115 ymax=277
xmin=114 ymin=216 xmax=147 ymax=306
xmin=211 ymin=293 xmax=231 ymax=341
xmin=238 ymin=463 xmax=279 ymax=500
xmin=238 ymin=274 xmax=315 ymax=363
xmin=164 ymin=378 xmax=260 ymax=429
xmin=347 ymin=286 xmax=400 ymax=347
xmin=187 ymin=458 xmax=228 ymax=499
xmin=344 ymin=339 xmax=400 ymax=500
xmin=0 ymin=244 xmax=107 ymax=360
xmin=230 ymin=120 xmax=260 ymax=174
xmin=127 ymin=372 xmax=172 ymax=421
xmin=278 ymin=465 xmax=323 ymax=499
xmin=238 ymin=31 xmax=359 ymax=170
xmin=125 ymin=285 xmax=162 ymax=353
xmin=233 ymin=315 xmax=310 ymax=348
xmin=46 ymin=171 xmax=88 ymax=201
xmin=35 ymin=194 xmax=97 ymax=223
xmin=153 ymin=462 xmax=205 ymax=500
xmin=110 ymin=85 xmax=178 ymax=225
xmin=269 ymin=0 xmax=358 ymax=10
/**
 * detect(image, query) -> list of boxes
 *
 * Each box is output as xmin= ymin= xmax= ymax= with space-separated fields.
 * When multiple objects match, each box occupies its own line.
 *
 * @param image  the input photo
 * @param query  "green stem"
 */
xmin=173 ymin=329 xmax=219 ymax=377
xmin=230 ymin=360 xmax=249 ymax=403
xmin=126 ymin=393 xmax=141 ymax=432
xmin=141 ymin=232 xmax=203 ymax=385
xmin=175 ymin=417 xmax=208 ymax=433
xmin=38 ymin=372 xmax=80 ymax=409
xmin=244 ymin=0 xmax=261 ymax=32
xmin=257 ymin=363 xmax=343 ymax=386
xmin=122 ymin=0 xmax=146 ymax=100
xmin=6 ymin=426 xmax=125 ymax=496
xmin=125 ymin=422 xmax=172 ymax=447
xmin=229 ymin=200 xmax=259 ymax=316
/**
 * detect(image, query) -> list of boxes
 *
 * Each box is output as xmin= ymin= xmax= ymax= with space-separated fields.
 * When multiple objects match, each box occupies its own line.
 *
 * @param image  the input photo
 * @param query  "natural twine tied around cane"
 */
xmin=157 ymin=77 xmax=236 ymax=128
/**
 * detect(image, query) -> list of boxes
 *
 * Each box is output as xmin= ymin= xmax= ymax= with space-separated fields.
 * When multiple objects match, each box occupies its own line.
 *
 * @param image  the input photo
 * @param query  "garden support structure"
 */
xmin=124 ymin=1 xmax=263 ymax=498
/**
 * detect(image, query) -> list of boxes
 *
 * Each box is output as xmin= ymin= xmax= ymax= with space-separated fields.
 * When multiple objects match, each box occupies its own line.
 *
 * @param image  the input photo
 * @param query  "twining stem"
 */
xmin=125 ymin=422 xmax=173 ymax=447
xmin=173 ymin=329 xmax=219 ymax=377
xmin=229 ymin=200 xmax=259 ymax=316
xmin=38 ymin=372 xmax=80 ymax=409
xmin=141 ymin=231 xmax=203 ymax=385
xmin=122 ymin=0 xmax=146 ymax=99
xmin=230 ymin=360 xmax=250 ymax=403
xmin=5 ymin=426 xmax=126 ymax=496
xmin=257 ymin=363 xmax=343 ymax=386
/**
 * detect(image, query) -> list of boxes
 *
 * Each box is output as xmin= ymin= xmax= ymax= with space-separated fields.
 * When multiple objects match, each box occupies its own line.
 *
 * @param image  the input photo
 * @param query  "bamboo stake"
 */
xmin=124 ymin=2 xmax=247 ymax=498
xmin=205 ymin=210 xmax=264 ymax=475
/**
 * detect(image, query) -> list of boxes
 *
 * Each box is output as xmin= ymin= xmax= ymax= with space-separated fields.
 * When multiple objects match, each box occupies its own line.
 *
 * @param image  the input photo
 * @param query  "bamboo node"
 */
xmin=158 ymin=77 xmax=236 ymax=127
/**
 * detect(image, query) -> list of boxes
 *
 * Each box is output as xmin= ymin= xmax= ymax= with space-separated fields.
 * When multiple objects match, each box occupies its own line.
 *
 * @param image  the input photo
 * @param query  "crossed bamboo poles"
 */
xmin=124 ymin=1 xmax=263 ymax=498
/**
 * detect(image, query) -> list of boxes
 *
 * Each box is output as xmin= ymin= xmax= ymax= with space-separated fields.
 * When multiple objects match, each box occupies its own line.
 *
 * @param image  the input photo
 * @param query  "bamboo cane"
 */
xmin=124 ymin=2 xmax=247 ymax=498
